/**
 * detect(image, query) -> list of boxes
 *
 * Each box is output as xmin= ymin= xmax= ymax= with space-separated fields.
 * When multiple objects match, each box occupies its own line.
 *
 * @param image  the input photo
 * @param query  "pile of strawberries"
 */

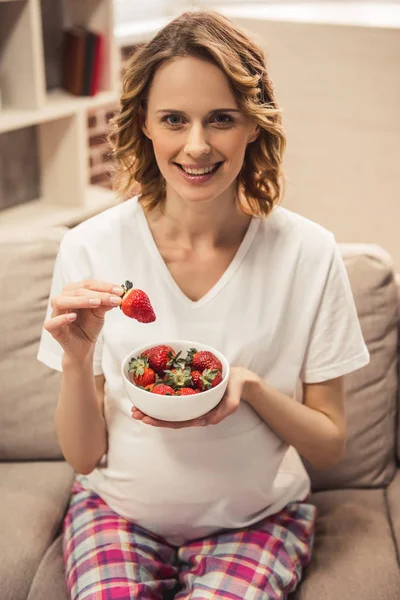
xmin=127 ymin=345 xmax=223 ymax=396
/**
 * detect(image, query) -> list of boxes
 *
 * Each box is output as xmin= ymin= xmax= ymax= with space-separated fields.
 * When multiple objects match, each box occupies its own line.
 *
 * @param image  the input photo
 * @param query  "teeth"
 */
xmin=181 ymin=164 xmax=218 ymax=175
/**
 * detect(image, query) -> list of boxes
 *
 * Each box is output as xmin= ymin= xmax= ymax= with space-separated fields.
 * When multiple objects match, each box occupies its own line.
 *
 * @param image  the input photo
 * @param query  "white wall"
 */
xmin=222 ymin=13 xmax=400 ymax=267
xmin=114 ymin=0 xmax=173 ymax=22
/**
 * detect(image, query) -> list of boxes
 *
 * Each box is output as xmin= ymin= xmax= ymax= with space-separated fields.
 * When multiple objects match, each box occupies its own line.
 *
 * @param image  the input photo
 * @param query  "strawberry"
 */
xmin=200 ymin=369 xmax=223 ymax=390
xmin=190 ymin=370 xmax=203 ymax=390
xmin=120 ymin=280 xmax=156 ymax=323
xmin=163 ymin=367 xmax=193 ymax=390
xmin=175 ymin=387 xmax=197 ymax=396
xmin=142 ymin=345 xmax=183 ymax=375
xmin=186 ymin=348 xmax=222 ymax=373
xmin=127 ymin=356 xmax=156 ymax=387
xmin=151 ymin=384 xmax=175 ymax=396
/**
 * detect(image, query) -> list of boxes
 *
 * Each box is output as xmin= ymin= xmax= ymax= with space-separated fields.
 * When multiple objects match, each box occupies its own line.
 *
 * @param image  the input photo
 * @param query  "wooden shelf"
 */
xmin=0 ymin=90 xmax=119 ymax=133
xmin=0 ymin=185 xmax=120 ymax=229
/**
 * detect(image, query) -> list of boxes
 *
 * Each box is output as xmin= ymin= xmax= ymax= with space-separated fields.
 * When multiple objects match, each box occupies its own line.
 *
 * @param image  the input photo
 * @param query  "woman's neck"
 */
xmin=142 ymin=187 xmax=252 ymax=251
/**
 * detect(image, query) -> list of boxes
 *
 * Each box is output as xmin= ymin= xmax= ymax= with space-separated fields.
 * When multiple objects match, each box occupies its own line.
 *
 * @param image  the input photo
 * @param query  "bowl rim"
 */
xmin=121 ymin=339 xmax=230 ymax=397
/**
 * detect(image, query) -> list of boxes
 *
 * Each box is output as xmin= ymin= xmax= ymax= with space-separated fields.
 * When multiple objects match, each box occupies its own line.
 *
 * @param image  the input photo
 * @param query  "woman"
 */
xmin=38 ymin=9 xmax=369 ymax=600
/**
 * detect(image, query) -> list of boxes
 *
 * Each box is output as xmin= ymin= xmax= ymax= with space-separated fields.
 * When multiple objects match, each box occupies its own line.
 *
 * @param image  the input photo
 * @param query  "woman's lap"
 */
xmin=63 ymin=482 xmax=178 ymax=600
xmin=176 ymin=501 xmax=316 ymax=600
xmin=63 ymin=482 xmax=316 ymax=600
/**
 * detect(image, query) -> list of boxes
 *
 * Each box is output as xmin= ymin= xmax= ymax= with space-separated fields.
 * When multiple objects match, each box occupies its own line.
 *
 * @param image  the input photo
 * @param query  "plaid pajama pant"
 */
xmin=63 ymin=481 xmax=316 ymax=600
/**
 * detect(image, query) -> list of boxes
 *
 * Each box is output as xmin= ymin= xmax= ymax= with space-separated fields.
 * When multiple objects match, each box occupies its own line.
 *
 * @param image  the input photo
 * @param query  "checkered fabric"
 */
xmin=63 ymin=481 xmax=316 ymax=600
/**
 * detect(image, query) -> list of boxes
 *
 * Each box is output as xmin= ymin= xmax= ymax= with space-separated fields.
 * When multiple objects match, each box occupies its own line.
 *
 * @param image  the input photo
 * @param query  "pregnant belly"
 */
xmin=89 ymin=412 xmax=288 ymax=539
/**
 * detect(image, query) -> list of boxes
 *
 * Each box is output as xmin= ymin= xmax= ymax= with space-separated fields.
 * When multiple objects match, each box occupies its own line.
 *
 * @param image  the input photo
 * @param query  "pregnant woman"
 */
xmin=38 ymin=9 xmax=369 ymax=600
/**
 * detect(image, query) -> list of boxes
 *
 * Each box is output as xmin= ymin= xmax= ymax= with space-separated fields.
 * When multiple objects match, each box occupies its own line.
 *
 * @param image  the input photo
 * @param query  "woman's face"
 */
xmin=143 ymin=56 xmax=259 ymax=205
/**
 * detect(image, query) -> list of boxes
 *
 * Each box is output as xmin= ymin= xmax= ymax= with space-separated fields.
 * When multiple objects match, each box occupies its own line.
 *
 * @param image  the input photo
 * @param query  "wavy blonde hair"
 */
xmin=108 ymin=9 xmax=286 ymax=216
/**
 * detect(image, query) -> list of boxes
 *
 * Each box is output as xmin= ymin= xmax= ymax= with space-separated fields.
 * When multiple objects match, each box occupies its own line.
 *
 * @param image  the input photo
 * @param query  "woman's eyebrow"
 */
xmin=156 ymin=108 xmax=241 ymax=114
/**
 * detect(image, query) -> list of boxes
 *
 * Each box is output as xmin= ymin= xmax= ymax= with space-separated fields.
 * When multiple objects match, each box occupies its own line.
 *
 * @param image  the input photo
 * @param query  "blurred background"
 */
xmin=0 ymin=0 xmax=399 ymax=265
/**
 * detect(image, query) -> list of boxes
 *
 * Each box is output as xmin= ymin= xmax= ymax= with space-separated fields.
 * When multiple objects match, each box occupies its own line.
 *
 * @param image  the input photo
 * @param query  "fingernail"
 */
xmin=88 ymin=298 xmax=101 ymax=306
xmin=110 ymin=296 xmax=121 ymax=305
xmin=200 ymin=418 xmax=207 ymax=426
xmin=112 ymin=286 xmax=124 ymax=296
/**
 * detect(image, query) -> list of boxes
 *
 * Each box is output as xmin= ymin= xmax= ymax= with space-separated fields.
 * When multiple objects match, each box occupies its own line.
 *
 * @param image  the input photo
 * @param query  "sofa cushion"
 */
xmin=27 ymin=535 xmax=68 ymax=600
xmin=0 ymin=461 xmax=74 ymax=600
xmin=293 ymin=487 xmax=400 ymax=600
xmin=304 ymin=244 xmax=398 ymax=490
xmin=387 ymin=469 xmax=400 ymax=560
xmin=0 ymin=227 xmax=66 ymax=460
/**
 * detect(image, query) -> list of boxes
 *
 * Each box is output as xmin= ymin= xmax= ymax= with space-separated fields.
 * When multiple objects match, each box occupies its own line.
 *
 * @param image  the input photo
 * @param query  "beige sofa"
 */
xmin=1 ymin=226 xmax=399 ymax=600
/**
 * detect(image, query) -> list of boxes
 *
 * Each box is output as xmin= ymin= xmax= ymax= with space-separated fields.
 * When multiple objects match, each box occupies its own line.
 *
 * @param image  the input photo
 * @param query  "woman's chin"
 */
xmin=166 ymin=178 xmax=236 ymax=205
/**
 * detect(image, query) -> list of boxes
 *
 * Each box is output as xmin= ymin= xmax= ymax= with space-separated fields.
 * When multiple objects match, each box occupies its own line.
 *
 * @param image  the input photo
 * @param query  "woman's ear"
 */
xmin=142 ymin=120 xmax=152 ymax=140
xmin=248 ymin=125 xmax=260 ymax=144
xmin=139 ymin=105 xmax=152 ymax=139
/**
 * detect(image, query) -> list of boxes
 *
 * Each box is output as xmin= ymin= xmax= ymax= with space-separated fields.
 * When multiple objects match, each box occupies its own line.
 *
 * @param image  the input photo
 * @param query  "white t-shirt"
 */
xmin=37 ymin=196 xmax=370 ymax=545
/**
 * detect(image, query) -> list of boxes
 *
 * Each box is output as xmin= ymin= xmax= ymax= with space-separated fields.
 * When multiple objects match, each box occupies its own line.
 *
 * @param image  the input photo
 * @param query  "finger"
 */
xmin=44 ymin=312 xmax=77 ymax=332
xmin=63 ymin=280 xmax=124 ymax=296
xmin=130 ymin=406 xmax=196 ymax=428
xmin=140 ymin=416 xmax=202 ymax=429
xmin=207 ymin=393 xmax=240 ymax=425
xmin=59 ymin=288 xmax=123 ymax=307
xmin=131 ymin=408 xmax=146 ymax=420
xmin=51 ymin=293 xmax=121 ymax=315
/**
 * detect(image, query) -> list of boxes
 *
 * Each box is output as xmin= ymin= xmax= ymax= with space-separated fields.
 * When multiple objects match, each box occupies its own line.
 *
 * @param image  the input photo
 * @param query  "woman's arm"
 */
xmin=55 ymin=355 xmax=108 ymax=475
xmin=244 ymin=373 xmax=346 ymax=470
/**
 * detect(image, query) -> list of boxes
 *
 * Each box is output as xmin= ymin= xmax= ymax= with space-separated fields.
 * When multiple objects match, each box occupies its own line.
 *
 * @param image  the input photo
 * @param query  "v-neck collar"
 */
xmin=136 ymin=199 xmax=261 ymax=309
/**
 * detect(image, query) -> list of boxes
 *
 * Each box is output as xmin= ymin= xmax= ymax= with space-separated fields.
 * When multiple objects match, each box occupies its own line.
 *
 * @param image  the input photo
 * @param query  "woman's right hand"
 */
xmin=44 ymin=280 xmax=124 ymax=365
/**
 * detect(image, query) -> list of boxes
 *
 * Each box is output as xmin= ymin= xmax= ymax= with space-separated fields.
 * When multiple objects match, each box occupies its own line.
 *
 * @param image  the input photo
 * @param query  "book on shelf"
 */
xmin=62 ymin=28 xmax=104 ymax=97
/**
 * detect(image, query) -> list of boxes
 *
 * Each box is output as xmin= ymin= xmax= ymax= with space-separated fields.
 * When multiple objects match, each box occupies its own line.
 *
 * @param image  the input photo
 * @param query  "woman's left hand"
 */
xmin=130 ymin=366 xmax=260 ymax=429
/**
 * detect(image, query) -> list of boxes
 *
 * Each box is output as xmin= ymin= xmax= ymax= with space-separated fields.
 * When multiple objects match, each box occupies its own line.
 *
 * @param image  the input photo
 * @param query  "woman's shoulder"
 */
xmin=60 ymin=195 xmax=141 ymax=251
xmin=261 ymin=205 xmax=336 ymax=256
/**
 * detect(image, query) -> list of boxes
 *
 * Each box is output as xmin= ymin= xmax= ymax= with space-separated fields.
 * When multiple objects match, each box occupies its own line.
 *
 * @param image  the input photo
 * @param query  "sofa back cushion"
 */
xmin=0 ymin=227 xmax=66 ymax=460
xmin=304 ymin=244 xmax=398 ymax=491
xmin=396 ymin=274 xmax=400 ymax=463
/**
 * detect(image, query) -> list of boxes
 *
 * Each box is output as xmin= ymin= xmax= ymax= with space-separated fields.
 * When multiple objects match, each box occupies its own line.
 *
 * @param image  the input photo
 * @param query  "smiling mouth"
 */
xmin=175 ymin=162 xmax=223 ymax=175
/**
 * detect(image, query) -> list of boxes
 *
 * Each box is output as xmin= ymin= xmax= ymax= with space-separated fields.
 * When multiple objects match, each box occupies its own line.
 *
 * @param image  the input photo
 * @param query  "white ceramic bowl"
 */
xmin=121 ymin=340 xmax=230 ymax=422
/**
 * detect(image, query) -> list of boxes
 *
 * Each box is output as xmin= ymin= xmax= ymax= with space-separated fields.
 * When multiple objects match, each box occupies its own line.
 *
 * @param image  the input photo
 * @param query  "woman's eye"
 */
xmin=213 ymin=114 xmax=234 ymax=125
xmin=162 ymin=115 xmax=184 ymax=126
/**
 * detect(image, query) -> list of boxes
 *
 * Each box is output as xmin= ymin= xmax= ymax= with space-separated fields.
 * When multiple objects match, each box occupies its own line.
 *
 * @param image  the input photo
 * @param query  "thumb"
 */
xmin=89 ymin=294 xmax=123 ymax=320
xmin=208 ymin=377 xmax=243 ymax=424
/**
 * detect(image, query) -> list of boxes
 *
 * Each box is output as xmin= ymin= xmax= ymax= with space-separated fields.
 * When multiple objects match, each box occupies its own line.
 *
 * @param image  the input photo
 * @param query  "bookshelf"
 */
xmin=0 ymin=0 xmax=120 ymax=230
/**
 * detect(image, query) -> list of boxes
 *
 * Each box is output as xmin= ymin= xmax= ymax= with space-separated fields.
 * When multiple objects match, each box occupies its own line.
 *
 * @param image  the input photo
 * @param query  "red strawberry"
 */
xmin=175 ymin=387 xmax=197 ymax=396
xmin=163 ymin=367 xmax=193 ymax=390
xmin=151 ymin=384 xmax=175 ymax=396
xmin=127 ymin=356 xmax=156 ymax=387
xmin=128 ymin=357 xmax=156 ymax=387
xmin=142 ymin=345 xmax=183 ymax=375
xmin=120 ymin=280 xmax=156 ymax=323
xmin=186 ymin=348 xmax=222 ymax=373
xmin=190 ymin=370 xmax=203 ymax=390
xmin=200 ymin=369 xmax=223 ymax=390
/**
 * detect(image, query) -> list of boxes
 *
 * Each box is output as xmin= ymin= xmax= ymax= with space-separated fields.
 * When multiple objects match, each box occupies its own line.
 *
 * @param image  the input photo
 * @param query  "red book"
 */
xmin=62 ymin=28 xmax=87 ymax=96
xmin=90 ymin=33 xmax=104 ymax=96
xmin=82 ymin=31 xmax=97 ymax=96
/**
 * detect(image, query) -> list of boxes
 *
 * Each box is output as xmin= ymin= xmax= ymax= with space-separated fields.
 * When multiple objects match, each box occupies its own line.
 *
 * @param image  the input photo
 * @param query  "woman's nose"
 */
xmin=184 ymin=125 xmax=211 ymax=157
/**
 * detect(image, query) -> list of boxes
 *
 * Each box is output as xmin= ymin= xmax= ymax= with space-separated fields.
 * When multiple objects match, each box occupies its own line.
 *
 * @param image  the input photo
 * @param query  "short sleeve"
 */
xmin=36 ymin=235 xmax=104 ymax=375
xmin=300 ymin=240 xmax=370 ymax=383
